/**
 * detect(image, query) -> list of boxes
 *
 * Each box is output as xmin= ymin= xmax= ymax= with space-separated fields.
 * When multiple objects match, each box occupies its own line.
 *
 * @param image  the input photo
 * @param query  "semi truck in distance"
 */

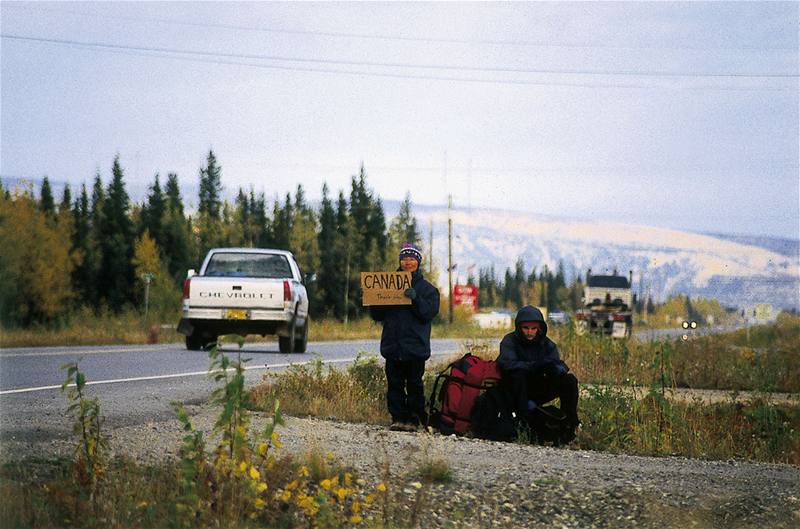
xmin=574 ymin=268 xmax=634 ymax=338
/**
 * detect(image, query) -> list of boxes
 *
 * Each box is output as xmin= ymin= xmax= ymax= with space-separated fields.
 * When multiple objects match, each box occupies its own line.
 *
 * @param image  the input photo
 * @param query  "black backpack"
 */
xmin=526 ymin=405 xmax=576 ymax=446
xmin=469 ymin=385 xmax=519 ymax=442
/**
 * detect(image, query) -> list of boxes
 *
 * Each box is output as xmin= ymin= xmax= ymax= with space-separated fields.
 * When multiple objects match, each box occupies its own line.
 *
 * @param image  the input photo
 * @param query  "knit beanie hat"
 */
xmin=398 ymin=242 xmax=423 ymax=263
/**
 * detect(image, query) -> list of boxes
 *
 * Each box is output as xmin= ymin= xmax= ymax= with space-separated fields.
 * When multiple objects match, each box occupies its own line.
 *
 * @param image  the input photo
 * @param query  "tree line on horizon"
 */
xmin=1 ymin=150 xmax=713 ymax=328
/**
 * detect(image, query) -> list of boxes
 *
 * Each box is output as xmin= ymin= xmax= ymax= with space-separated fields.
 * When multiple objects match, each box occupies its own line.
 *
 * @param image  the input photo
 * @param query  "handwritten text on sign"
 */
xmin=360 ymin=271 xmax=412 ymax=306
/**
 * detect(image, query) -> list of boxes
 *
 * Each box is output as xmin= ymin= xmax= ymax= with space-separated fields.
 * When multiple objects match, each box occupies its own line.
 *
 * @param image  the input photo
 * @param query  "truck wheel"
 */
xmin=294 ymin=321 xmax=308 ymax=353
xmin=278 ymin=335 xmax=293 ymax=354
xmin=185 ymin=334 xmax=203 ymax=351
xmin=279 ymin=320 xmax=296 ymax=354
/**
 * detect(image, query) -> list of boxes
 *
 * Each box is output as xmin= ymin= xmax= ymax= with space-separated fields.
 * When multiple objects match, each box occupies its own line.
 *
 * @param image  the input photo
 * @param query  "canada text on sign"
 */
xmin=361 ymin=271 xmax=412 ymax=306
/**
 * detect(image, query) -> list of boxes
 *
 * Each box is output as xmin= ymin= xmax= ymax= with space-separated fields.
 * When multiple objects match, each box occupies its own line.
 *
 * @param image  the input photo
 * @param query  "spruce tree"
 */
xmin=158 ymin=172 xmax=194 ymax=281
xmin=197 ymin=151 xmax=223 ymax=258
xmin=165 ymin=173 xmax=184 ymax=215
xmin=336 ymin=190 xmax=361 ymax=321
xmin=198 ymin=150 xmax=222 ymax=219
xmin=141 ymin=173 xmax=165 ymax=247
xmin=389 ymin=192 xmax=421 ymax=248
xmin=317 ymin=183 xmax=339 ymax=316
xmin=97 ymin=155 xmax=135 ymax=310
xmin=59 ymin=184 xmax=72 ymax=216
xmin=271 ymin=193 xmax=293 ymax=250
xmin=39 ymin=177 xmax=55 ymax=219
xmin=71 ymin=184 xmax=95 ymax=306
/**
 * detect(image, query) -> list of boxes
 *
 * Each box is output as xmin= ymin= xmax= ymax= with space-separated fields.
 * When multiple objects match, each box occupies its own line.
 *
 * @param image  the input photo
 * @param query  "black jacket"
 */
xmin=497 ymin=305 xmax=568 ymax=374
xmin=369 ymin=269 xmax=440 ymax=361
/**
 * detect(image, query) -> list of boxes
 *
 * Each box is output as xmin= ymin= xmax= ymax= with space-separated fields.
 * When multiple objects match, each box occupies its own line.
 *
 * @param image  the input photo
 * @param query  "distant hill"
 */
xmin=701 ymin=232 xmax=799 ymax=259
xmin=405 ymin=204 xmax=799 ymax=310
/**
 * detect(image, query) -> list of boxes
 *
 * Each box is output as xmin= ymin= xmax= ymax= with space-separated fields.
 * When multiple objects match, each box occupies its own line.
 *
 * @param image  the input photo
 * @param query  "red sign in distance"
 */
xmin=452 ymin=284 xmax=478 ymax=312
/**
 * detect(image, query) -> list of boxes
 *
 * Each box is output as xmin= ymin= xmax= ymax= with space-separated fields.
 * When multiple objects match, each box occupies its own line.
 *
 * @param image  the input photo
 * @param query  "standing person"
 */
xmin=370 ymin=243 xmax=440 ymax=431
xmin=497 ymin=305 xmax=580 ymax=430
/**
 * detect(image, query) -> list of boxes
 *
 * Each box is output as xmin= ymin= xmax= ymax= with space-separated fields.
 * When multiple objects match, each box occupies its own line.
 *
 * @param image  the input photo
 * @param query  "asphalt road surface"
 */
xmin=0 ymin=339 xmax=464 ymax=445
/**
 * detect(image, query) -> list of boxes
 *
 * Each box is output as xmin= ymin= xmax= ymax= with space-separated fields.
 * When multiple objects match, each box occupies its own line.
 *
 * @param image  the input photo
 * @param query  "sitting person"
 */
xmin=497 ymin=305 xmax=580 ymax=430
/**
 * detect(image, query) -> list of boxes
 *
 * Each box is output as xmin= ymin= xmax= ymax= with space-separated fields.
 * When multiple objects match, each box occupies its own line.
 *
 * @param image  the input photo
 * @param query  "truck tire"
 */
xmin=294 ymin=321 xmax=308 ymax=353
xmin=279 ymin=323 xmax=296 ymax=354
xmin=185 ymin=334 xmax=203 ymax=351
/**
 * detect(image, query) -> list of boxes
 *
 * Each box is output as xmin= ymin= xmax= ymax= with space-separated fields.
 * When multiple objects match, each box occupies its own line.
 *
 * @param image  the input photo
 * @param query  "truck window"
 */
xmin=205 ymin=253 xmax=293 ymax=278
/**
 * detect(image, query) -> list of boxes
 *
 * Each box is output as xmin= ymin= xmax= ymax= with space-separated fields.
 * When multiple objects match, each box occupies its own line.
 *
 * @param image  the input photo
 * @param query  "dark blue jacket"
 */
xmin=497 ymin=305 xmax=568 ymax=374
xmin=369 ymin=269 xmax=440 ymax=361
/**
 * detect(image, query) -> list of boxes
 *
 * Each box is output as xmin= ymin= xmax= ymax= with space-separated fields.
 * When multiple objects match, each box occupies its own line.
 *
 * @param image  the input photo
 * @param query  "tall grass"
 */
xmin=550 ymin=315 xmax=800 ymax=393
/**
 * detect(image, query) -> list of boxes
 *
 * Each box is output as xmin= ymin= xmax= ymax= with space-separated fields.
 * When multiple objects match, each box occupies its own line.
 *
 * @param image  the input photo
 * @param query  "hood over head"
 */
xmin=514 ymin=305 xmax=548 ymax=339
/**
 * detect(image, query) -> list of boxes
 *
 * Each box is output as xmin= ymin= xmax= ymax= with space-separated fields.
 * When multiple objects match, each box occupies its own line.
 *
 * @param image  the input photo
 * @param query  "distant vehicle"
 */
xmin=177 ymin=248 xmax=310 ymax=353
xmin=548 ymin=310 xmax=570 ymax=325
xmin=574 ymin=269 xmax=634 ymax=338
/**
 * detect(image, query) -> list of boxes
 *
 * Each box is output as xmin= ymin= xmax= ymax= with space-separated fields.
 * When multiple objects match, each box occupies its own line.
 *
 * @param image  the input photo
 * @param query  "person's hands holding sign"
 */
xmin=404 ymin=287 xmax=417 ymax=300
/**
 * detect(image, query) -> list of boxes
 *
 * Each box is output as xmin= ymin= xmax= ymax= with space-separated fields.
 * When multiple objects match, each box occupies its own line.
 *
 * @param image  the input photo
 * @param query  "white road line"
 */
xmin=0 ymin=357 xmax=356 ymax=395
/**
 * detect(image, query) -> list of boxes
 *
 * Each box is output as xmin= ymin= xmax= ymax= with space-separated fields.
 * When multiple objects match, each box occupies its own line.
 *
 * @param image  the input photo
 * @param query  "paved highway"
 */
xmin=0 ymin=325 xmax=740 ymax=447
xmin=0 ymin=339 xmax=464 ymax=445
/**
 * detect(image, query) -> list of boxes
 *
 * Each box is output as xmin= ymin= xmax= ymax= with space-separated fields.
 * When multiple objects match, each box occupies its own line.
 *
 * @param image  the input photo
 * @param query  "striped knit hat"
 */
xmin=398 ymin=242 xmax=423 ymax=263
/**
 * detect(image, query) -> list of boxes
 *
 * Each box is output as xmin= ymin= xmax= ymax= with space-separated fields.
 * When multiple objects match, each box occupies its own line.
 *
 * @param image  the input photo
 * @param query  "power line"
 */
xmin=2 ymin=34 xmax=796 ymax=80
xmin=4 ymin=3 xmax=796 ymax=52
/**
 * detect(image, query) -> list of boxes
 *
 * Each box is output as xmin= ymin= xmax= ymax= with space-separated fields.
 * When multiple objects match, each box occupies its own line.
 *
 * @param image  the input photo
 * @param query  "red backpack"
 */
xmin=427 ymin=353 xmax=502 ymax=435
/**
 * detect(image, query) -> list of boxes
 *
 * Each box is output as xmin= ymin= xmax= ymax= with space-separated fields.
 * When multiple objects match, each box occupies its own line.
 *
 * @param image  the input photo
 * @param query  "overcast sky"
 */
xmin=1 ymin=1 xmax=798 ymax=238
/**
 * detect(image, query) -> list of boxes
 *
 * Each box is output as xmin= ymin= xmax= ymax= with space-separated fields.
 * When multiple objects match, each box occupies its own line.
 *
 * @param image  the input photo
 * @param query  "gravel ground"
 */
xmin=3 ymin=404 xmax=798 ymax=529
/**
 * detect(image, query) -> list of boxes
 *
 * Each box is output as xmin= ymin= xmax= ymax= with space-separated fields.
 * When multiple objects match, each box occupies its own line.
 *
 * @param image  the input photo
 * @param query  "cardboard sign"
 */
xmin=361 ymin=271 xmax=412 ymax=306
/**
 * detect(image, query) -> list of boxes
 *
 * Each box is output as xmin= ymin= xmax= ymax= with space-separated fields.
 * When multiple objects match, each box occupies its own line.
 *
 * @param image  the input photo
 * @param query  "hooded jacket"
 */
xmin=369 ymin=269 xmax=440 ymax=361
xmin=497 ymin=305 xmax=568 ymax=374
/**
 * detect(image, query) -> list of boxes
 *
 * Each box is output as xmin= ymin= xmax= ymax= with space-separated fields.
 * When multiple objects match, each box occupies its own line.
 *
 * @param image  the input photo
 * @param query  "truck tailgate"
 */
xmin=189 ymin=277 xmax=285 ymax=309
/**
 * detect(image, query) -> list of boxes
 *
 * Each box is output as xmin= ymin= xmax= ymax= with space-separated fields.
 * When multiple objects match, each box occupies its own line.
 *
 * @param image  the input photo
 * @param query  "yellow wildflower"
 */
xmin=349 ymin=515 xmax=363 ymax=524
xmin=266 ymin=455 xmax=276 ymax=470
xmin=376 ymin=482 xmax=386 ymax=492
xmin=364 ymin=493 xmax=375 ymax=505
xmin=287 ymin=479 xmax=299 ymax=490
xmin=279 ymin=489 xmax=292 ymax=502
xmin=271 ymin=431 xmax=283 ymax=448
xmin=236 ymin=425 xmax=246 ymax=435
xmin=238 ymin=461 xmax=248 ymax=474
xmin=298 ymin=465 xmax=310 ymax=477
xmin=320 ymin=478 xmax=332 ymax=490
xmin=336 ymin=487 xmax=347 ymax=501
xmin=256 ymin=482 xmax=268 ymax=493
xmin=136 ymin=501 xmax=148 ymax=509
xmin=249 ymin=466 xmax=260 ymax=480
xmin=254 ymin=498 xmax=266 ymax=509
xmin=351 ymin=500 xmax=361 ymax=514
xmin=326 ymin=451 xmax=334 ymax=461
xmin=344 ymin=472 xmax=352 ymax=487
xmin=410 ymin=481 xmax=423 ymax=489
xmin=258 ymin=442 xmax=268 ymax=456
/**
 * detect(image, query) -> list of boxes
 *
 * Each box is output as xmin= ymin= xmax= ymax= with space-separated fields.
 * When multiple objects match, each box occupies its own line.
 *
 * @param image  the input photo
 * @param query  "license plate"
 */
xmin=226 ymin=309 xmax=247 ymax=320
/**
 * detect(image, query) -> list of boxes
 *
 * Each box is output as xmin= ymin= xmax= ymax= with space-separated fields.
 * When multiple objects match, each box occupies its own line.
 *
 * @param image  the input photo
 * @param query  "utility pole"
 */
xmin=448 ymin=194 xmax=453 ymax=324
xmin=429 ymin=218 xmax=433 ymax=275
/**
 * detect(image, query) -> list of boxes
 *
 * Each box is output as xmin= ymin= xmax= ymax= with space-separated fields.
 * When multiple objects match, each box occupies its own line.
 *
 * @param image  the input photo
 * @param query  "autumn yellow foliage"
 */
xmin=0 ymin=189 xmax=78 ymax=322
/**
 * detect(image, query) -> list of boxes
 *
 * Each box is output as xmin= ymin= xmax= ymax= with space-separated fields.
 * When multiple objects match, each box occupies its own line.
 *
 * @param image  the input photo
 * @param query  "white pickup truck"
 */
xmin=176 ymin=248 xmax=310 ymax=353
